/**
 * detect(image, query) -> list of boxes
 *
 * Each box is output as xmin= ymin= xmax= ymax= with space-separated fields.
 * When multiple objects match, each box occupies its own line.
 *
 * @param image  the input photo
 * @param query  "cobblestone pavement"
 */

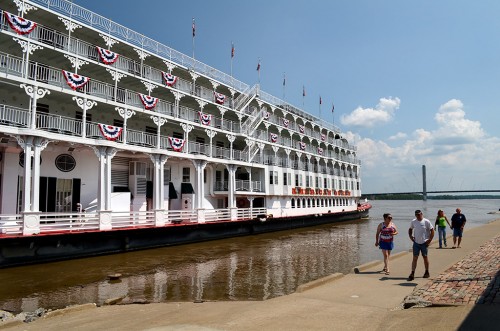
xmin=411 ymin=234 xmax=500 ymax=305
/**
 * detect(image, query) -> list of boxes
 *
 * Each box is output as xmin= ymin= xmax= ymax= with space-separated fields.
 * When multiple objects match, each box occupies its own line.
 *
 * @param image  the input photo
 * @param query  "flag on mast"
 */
xmin=302 ymin=86 xmax=306 ymax=97
xmin=231 ymin=42 xmax=235 ymax=58
xmin=192 ymin=18 xmax=196 ymax=37
xmin=283 ymin=73 xmax=286 ymax=86
xmin=331 ymin=102 xmax=335 ymax=113
xmin=256 ymin=59 xmax=261 ymax=72
xmin=319 ymin=96 xmax=322 ymax=105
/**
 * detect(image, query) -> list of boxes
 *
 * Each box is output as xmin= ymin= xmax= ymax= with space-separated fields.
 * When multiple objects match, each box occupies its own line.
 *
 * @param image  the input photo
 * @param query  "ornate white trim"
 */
xmin=226 ymin=134 xmax=236 ymax=143
xmin=106 ymin=68 xmax=127 ymax=82
xmin=189 ymin=71 xmax=200 ymax=81
xmin=151 ymin=116 xmax=166 ymax=127
xmin=14 ymin=0 xmax=37 ymax=15
xmin=13 ymin=38 xmax=43 ymax=55
xmin=195 ymin=99 xmax=207 ymax=110
xmin=271 ymin=145 xmax=279 ymax=153
xmin=99 ymin=33 xmax=119 ymax=48
xmin=64 ymin=54 xmax=89 ymax=70
xmin=172 ymin=91 xmax=184 ymax=101
xmin=20 ymin=84 xmax=50 ymax=99
xmin=72 ymin=96 xmax=97 ymax=111
xmin=57 ymin=17 xmax=81 ymax=32
xmin=115 ymin=107 xmax=135 ymax=120
xmin=162 ymin=60 xmax=176 ymax=72
xmin=205 ymin=129 xmax=217 ymax=138
xmin=216 ymin=106 xmax=227 ymax=117
xmin=181 ymin=123 xmax=193 ymax=133
xmin=141 ymin=80 xmax=156 ymax=94
xmin=133 ymin=48 xmax=150 ymax=60
xmin=245 ymin=138 xmax=254 ymax=147
xmin=210 ymin=80 xmax=219 ymax=90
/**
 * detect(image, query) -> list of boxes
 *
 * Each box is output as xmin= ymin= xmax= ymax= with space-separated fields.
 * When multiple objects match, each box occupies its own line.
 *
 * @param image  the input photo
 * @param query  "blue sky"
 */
xmin=74 ymin=0 xmax=500 ymax=194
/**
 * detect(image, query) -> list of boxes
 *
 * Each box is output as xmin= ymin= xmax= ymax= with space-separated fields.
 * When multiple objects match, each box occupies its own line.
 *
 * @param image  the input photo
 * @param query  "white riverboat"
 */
xmin=0 ymin=0 xmax=369 ymax=267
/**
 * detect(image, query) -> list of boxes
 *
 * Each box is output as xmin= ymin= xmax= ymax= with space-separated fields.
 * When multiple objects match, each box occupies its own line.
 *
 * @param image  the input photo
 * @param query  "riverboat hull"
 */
xmin=0 ymin=205 xmax=370 ymax=268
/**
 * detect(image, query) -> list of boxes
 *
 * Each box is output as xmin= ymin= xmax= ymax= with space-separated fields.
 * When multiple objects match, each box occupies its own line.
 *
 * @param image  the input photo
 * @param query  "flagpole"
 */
xmin=192 ymin=18 xmax=195 ymax=60
xmin=230 ymin=42 xmax=233 ymax=79
xmin=319 ymin=96 xmax=322 ymax=120
xmin=332 ymin=102 xmax=335 ymax=125
xmin=257 ymin=58 xmax=261 ymax=84
xmin=282 ymin=73 xmax=286 ymax=100
xmin=302 ymin=86 xmax=305 ymax=108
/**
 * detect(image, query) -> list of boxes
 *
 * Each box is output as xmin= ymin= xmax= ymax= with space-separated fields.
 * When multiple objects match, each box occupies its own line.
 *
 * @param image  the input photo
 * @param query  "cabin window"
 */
xmin=173 ymin=131 xmax=183 ymax=139
xmin=269 ymin=171 xmax=278 ymax=185
xmin=324 ymin=178 xmax=328 ymax=189
xmin=283 ymin=172 xmax=288 ymax=186
xmin=182 ymin=167 xmax=190 ymax=182
xmin=55 ymin=154 xmax=76 ymax=172
xmin=315 ymin=177 xmax=320 ymax=188
xmin=145 ymin=126 xmax=156 ymax=134
xmin=291 ymin=198 xmax=295 ymax=208
xmin=113 ymin=119 xmax=124 ymax=128
xmin=76 ymin=111 xmax=92 ymax=122
xmin=305 ymin=176 xmax=309 ymax=187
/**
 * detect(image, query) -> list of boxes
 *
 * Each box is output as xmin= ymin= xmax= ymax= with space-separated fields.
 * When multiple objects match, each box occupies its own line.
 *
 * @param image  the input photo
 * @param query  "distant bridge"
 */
xmin=364 ymin=165 xmax=500 ymax=200
xmin=365 ymin=190 xmax=500 ymax=197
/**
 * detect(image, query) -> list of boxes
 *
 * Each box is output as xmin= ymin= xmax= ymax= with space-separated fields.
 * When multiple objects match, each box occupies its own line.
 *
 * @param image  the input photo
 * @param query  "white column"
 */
xmin=30 ymin=137 xmax=49 ymax=212
xmin=22 ymin=137 xmax=34 ymax=212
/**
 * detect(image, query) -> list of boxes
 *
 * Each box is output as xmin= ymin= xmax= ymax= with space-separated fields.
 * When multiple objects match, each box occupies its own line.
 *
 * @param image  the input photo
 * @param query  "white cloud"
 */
xmin=340 ymin=97 xmax=400 ymax=128
xmin=355 ymin=99 xmax=500 ymax=193
xmin=389 ymin=132 xmax=407 ymax=140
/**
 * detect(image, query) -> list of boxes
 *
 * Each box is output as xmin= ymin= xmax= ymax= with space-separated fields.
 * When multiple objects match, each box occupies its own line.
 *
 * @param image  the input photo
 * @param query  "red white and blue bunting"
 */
xmin=168 ymin=136 xmax=186 ymax=152
xmin=318 ymin=147 xmax=324 ymax=155
xmin=321 ymin=134 xmax=326 ymax=141
xmin=298 ymin=125 xmax=305 ymax=134
xmin=282 ymin=118 xmax=289 ymax=128
xmin=138 ymin=93 xmax=158 ymax=110
xmin=98 ymin=123 xmax=123 ymax=141
xmin=198 ymin=112 xmax=212 ymax=126
xmin=4 ymin=11 xmax=37 ymax=35
xmin=264 ymin=111 xmax=270 ymax=120
xmin=96 ymin=46 xmax=119 ymax=65
xmin=270 ymin=133 xmax=278 ymax=143
xmin=299 ymin=142 xmax=306 ymax=150
xmin=162 ymin=72 xmax=178 ymax=86
xmin=214 ymin=92 xmax=226 ymax=104
xmin=62 ymin=70 xmax=90 ymax=90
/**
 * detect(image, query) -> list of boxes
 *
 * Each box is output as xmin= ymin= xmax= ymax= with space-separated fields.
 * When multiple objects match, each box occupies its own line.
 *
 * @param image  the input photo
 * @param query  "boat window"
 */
xmin=55 ymin=154 xmax=76 ymax=172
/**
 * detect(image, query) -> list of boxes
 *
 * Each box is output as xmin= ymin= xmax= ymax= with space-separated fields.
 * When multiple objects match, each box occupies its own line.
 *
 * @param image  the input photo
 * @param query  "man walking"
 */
xmin=451 ymin=208 xmax=467 ymax=248
xmin=408 ymin=210 xmax=435 ymax=281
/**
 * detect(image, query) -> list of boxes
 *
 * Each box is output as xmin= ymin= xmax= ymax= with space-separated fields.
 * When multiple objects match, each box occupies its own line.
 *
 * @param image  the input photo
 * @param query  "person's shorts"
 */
xmin=379 ymin=241 xmax=394 ymax=251
xmin=412 ymin=242 xmax=428 ymax=257
xmin=453 ymin=228 xmax=463 ymax=237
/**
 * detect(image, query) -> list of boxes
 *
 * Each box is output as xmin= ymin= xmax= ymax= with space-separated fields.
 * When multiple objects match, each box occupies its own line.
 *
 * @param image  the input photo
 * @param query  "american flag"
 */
xmin=192 ymin=18 xmax=196 ymax=37
xmin=320 ymin=96 xmax=322 ymax=105
xmin=256 ymin=60 xmax=261 ymax=71
xmin=302 ymin=86 xmax=306 ymax=97
xmin=231 ymin=42 xmax=235 ymax=58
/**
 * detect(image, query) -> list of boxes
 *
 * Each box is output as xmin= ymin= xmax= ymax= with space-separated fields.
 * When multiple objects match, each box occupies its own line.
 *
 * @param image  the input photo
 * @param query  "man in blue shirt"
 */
xmin=451 ymin=208 xmax=467 ymax=248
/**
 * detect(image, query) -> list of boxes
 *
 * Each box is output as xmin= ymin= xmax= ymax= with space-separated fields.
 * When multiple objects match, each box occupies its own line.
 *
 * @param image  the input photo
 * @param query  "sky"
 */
xmin=73 ymin=0 xmax=500 ymax=194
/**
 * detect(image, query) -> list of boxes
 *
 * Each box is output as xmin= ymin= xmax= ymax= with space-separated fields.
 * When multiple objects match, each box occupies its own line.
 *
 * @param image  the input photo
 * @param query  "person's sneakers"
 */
xmin=423 ymin=271 xmax=430 ymax=278
xmin=407 ymin=273 xmax=415 ymax=281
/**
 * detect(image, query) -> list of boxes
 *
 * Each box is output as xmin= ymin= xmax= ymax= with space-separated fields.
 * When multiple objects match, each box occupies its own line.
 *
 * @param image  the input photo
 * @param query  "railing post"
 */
xmin=22 ymin=211 xmax=40 ymax=235
xmin=98 ymin=210 xmax=112 ymax=230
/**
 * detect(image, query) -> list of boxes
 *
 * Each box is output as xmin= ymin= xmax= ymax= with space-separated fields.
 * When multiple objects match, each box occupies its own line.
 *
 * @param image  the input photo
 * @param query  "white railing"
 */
xmin=39 ymin=212 xmax=100 ymax=233
xmin=236 ymin=207 xmax=267 ymax=220
xmin=0 ymin=50 xmax=241 ymax=133
xmin=2 ymin=5 xmax=348 ymax=148
xmin=0 ymin=104 xmax=30 ymax=127
xmin=204 ymin=209 xmax=231 ymax=222
xmin=24 ymin=1 xmax=249 ymax=92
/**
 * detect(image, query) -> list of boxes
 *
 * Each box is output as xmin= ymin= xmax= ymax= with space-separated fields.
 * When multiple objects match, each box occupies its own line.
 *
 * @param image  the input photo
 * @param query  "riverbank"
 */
xmin=1 ymin=219 xmax=499 ymax=330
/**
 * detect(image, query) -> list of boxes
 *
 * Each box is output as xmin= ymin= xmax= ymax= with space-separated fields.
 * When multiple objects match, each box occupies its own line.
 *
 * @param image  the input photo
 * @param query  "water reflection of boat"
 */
xmin=0 ymin=1 xmax=369 ymax=268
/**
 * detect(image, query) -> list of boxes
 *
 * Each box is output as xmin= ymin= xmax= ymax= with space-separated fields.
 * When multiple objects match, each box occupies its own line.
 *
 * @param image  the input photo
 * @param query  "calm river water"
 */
xmin=1 ymin=199 xmax=498 ymax=313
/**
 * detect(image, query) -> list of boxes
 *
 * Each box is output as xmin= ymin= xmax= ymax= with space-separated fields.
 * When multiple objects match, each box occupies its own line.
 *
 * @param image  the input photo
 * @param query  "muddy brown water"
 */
xmin=0 ymin=199 xmax=497 ymax=313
